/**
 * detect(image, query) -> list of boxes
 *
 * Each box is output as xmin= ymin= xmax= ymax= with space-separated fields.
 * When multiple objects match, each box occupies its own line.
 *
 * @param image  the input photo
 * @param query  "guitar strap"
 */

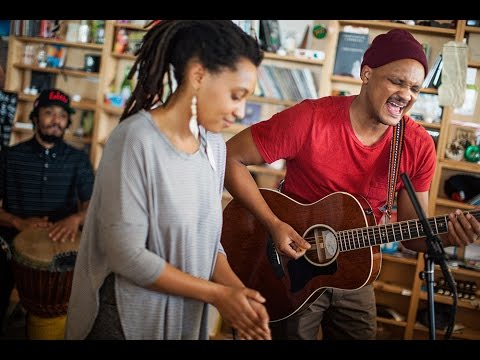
xmin=379 ymin=117 xmax=406 ymax=224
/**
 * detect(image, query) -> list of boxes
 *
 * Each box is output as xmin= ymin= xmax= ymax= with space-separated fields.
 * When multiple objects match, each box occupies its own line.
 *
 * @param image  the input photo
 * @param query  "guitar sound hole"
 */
xmin=303 ymin=225 xmax=338 ymax=266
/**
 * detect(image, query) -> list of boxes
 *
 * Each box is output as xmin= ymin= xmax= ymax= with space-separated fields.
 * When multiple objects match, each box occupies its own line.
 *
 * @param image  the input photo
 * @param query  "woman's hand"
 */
xmin=213 ymin=285 xmax=271 ymax=340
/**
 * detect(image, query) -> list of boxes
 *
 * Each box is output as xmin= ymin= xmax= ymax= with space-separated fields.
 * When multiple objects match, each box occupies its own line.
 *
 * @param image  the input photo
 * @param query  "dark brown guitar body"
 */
xmin=221 ymin=188 xmax=381 ymax=322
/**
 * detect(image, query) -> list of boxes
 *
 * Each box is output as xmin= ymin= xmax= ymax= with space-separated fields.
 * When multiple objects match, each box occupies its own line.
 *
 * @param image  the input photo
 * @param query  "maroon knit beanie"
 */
xmin=361 ymin=29 xmax=428 ymax=76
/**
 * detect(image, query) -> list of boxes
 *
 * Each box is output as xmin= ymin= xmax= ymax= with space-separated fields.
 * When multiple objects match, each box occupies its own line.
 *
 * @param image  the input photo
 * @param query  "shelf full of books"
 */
xmin=257 ymin=64 xmax=318 ymax=103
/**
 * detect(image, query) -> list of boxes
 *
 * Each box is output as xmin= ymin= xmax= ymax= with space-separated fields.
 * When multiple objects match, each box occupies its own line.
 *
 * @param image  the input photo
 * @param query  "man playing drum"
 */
xmin=0 ymin=88 xmax=94 ymax=336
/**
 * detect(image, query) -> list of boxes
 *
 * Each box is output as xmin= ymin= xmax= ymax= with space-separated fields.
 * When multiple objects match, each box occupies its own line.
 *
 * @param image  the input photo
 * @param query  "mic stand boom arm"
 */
xmin=400 ymin=173 xmax=457 ymax=340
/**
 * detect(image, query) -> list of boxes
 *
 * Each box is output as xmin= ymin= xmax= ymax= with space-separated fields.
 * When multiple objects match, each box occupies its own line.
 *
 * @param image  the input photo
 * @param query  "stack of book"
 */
xmin=422 ymin=53 xmax=443 ymax=89
xmin=257 ymin=64 xmax=318 ymax=102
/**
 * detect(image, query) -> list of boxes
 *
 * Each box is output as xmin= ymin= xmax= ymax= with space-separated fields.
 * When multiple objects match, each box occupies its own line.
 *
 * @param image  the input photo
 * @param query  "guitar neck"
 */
xmin=337 ymin=210 xmax=480 ymax=252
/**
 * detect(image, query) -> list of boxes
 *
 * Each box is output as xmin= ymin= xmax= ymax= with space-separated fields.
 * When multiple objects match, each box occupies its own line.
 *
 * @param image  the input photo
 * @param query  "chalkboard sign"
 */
xmin=30 ymin=71 xmax=56 ymax=93
xmin=0 ymin=90 xmax=18 ymax=151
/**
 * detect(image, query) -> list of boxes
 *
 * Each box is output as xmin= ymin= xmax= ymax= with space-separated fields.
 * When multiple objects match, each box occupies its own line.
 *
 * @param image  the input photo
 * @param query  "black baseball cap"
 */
xmin=32 ymin=88 xmax=75 ymax=115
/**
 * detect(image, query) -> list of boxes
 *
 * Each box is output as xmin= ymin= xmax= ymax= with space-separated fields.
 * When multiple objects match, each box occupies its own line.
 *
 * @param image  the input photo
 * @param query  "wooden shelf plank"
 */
xmin=376 ymin=316 xmax=407 ymax=328
xmin=12 ymin=127 xmax=33 ymax=134
xmin=414 ymin=322 xmax=480 ymax=340
xmin=66 ymin=133 xmax=92 ymax=145
xmin=450 ymin=119 xmax=480 ymax=130
xmin=449 ymin=266 xmax=480 ymax=279
xmin=449 ymin=327 xmax=480 ymax=340
xmin=373 ymin=280 xmax=412 ymax=296
xmin=419 ymin=291 xmax=480 ymax=310
xmin=111 ymin=52 xmax=136 ymax=60
xmin=466 ymin=26 xmax=480 ymax=34
xmin=114 ymin=22 xmax=148 ymax=31
xmin=435 ymin=197 xmax=477 ymax=211
xmin=248 ymin=95 xmax=297 ymax=107
xmin=468 ymin=61 xmax=480 ymax=69
xmin=13 ymin=63 xmax=99 ymax=78
xmin=264 ymin=52 xmax=324 ymax=66
xmin=440 ymin=159 xmax=480 ymax=173
xmin=420 ymin=87 xmax=438 ymax=94
xmin=15 ymin=36 xmax=103 ymax=51
xmin=432 ymin=262 xmax=480 ymax=279
xmin=102 ymin=104 xmax=124 ymax=116
xmin=339 ymin=20 xmax=456 ymax=36
xmin=330 ymin=75 xmax=362 ymax=85
xmin=415 ymin=120 xmax=441 ymax=129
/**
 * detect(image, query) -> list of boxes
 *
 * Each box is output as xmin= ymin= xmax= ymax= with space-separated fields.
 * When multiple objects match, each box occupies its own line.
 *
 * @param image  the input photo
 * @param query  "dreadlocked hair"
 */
xmin=119 ymin=20 xmax=263 ymax=122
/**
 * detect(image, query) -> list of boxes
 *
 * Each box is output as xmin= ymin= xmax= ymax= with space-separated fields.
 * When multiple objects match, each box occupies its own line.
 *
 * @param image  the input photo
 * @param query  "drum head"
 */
xmin=12 ymin=228 xmax=81 ymax=268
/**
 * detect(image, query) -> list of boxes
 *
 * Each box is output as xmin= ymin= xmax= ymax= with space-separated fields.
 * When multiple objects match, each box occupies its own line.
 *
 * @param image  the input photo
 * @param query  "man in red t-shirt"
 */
xmin=224 ymin=29 xmax=480 ymax=340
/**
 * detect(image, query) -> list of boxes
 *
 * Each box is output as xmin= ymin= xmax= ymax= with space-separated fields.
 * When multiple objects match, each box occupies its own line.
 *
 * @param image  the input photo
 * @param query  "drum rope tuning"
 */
xmin=0 ymin=236 xmax=12 ymax=260
xmin=11 ymin=228 xmax=81 ymax=318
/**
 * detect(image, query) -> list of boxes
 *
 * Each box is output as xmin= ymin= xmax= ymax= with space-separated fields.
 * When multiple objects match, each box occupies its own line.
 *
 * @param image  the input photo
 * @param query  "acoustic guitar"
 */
xmin=221 ymin=188 xmax=479 ymax=322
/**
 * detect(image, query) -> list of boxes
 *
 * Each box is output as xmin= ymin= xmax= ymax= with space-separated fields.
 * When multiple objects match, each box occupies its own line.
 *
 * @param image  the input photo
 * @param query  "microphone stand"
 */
xmin=400 ymin=173 xmax=457 ymax=340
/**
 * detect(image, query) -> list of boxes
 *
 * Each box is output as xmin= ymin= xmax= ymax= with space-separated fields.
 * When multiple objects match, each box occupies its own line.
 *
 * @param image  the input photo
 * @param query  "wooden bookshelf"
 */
xmin=338 ymin=20 xmax=457 ymax=36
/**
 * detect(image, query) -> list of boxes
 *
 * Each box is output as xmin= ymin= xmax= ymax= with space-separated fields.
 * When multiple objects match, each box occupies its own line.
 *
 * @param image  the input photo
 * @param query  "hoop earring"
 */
xmin=189 ymin=95 xmax=199 ymax=140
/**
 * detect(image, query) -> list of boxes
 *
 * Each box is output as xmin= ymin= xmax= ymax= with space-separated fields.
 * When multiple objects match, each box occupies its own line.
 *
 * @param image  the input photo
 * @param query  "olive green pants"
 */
xmin=270 ymin=284 xmax=377 ymax=340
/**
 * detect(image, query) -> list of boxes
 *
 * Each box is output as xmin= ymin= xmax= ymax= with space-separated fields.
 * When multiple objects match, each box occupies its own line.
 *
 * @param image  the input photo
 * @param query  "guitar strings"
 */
xmin=300 ymin=210 xmax=480 ymax=251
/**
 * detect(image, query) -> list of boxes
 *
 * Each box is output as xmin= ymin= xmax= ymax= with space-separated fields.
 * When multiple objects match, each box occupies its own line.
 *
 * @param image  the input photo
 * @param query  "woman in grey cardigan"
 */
xmin=65 ymin=20 xmax=270 ymax=340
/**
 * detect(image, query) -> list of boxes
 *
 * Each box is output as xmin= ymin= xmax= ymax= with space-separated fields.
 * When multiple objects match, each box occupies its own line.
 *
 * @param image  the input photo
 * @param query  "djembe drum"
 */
xmin=11 ymin=228 xmax=81 ymax=340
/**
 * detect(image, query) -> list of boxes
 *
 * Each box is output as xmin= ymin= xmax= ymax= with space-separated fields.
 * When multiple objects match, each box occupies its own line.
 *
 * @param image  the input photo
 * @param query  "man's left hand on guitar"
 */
xmin=269 ymin=219 xmax=311 ymax=259
xmin=445 ymin=209 xmax=480 ymax=247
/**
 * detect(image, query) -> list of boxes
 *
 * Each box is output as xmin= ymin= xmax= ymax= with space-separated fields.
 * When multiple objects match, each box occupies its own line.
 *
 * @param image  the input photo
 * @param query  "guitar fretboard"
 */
xmin=337 ymin=210 xmax=480 ymax=252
